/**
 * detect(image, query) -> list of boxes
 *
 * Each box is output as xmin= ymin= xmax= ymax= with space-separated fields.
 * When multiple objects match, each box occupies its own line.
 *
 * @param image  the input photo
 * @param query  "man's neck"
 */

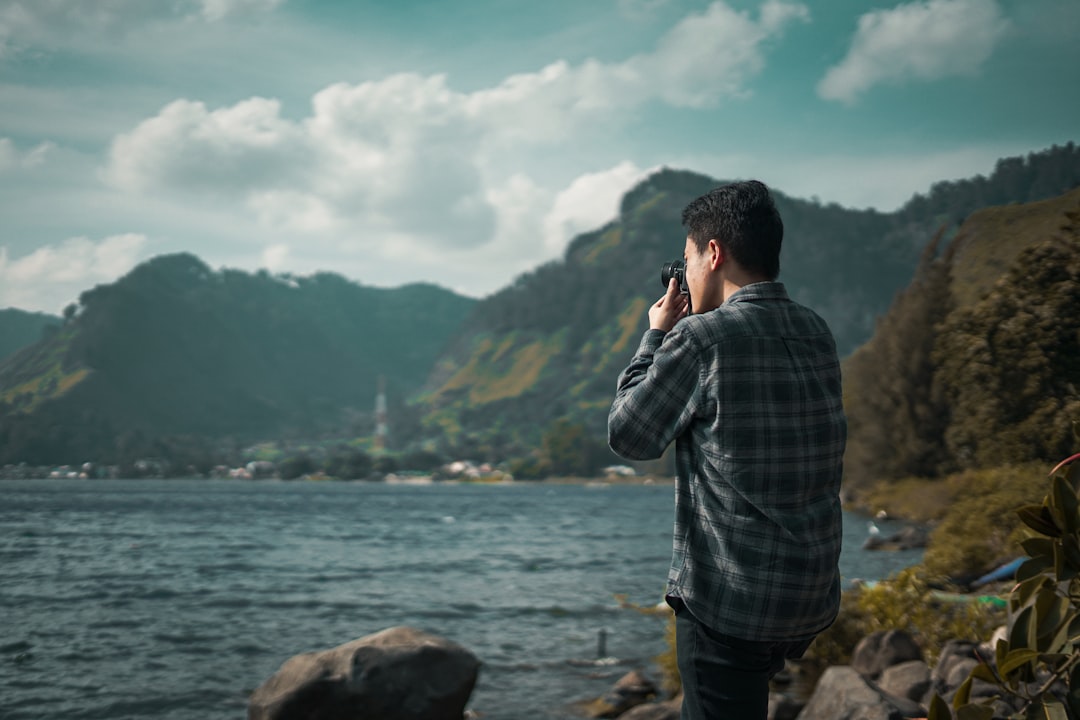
xmin=719 ymin=269 xmax=770 ymax=304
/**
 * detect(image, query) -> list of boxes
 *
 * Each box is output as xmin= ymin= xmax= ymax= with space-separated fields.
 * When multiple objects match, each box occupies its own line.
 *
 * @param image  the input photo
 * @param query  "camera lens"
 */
xmin=660 ymin=260 xmax=684 ymax=287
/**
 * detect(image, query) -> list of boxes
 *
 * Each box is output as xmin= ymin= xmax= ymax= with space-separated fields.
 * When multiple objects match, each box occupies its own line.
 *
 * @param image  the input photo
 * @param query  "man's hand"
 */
xmin=649 ymin=278 xmax=689 ymax=332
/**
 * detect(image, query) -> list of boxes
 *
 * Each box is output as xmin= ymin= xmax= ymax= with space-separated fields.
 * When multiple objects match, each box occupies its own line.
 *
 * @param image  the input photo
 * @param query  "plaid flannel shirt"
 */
xmin=608 ymin=282 xmax=846 ymax=641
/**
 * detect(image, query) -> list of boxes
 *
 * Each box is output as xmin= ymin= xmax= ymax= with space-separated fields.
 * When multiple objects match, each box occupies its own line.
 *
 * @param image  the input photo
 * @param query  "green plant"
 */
xmin=930 ymin=449 xmax=1080 ymax=720
xmin=807 ymin=567 xmax=1005 ymax=667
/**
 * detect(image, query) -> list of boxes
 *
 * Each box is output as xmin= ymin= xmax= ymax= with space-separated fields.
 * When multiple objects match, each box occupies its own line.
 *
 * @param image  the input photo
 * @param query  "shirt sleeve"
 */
xmin=607 ymin=324 xmax=702 ymax=460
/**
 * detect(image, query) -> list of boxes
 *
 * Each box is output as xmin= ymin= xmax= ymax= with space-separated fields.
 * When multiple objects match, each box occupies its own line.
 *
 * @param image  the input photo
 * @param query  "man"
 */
xmin=607 ymin=180 xmax=846 ymax=719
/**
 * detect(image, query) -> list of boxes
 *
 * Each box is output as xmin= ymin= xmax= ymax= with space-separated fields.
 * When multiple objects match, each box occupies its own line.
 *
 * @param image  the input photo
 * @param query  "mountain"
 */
xmin=420 ymin=143 xmax=1080 ymax=464
xmin=0 ymin=254 xmax=475 ymax=465
xmin=0 ymin=308 xmax=60 ymax=362
xmin=842 ymin=186 xmax=1080 ymax=492
xmin=2 ymin=143 xmax=1077 ymax=470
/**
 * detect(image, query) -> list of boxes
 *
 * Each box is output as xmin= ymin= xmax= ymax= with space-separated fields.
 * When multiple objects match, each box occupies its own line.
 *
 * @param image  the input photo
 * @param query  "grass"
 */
xmin=852 ymin=462 xmax=1050 ymax=579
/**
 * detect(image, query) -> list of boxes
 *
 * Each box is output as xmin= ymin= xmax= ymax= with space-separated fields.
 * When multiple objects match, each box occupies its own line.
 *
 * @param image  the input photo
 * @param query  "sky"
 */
xmin=0 ymin=0 xmax=1077 ymax=314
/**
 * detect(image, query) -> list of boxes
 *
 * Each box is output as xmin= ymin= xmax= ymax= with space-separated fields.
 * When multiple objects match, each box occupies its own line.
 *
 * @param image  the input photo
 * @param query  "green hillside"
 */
xmin=843 ymin=187 xmax=1080 ymax=494
xmin=1 ymin=143 xmax=1077 ymax=471
xmin=0 ymin=308 xmax=60 ymax=362
xmin=0 ymin=254 xmax=475 ymax=465
xmin=421 ymin=144 xmax=1080 ymax=467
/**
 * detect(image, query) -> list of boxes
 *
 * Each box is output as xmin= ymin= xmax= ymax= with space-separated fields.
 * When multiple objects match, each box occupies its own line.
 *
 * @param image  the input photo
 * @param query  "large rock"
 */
xmin=768 ymin=691 xmax=804 ymax=720
xmin=879 ymin=660 xmax=931 ymax=702
xmin=248 ymin=626 xmax=480 ymax=720
xmin=862 ymin=526 xmax=929 ymax=551
xmin=614 ymin=699 xmax=681 ymax=720
xmin=796 ymin=666 xmax=919 ymax=720
xmin=851 ymin=630 xmax=924 ymax=680
xmin=584 ymin=669 xmax=658 ymax=718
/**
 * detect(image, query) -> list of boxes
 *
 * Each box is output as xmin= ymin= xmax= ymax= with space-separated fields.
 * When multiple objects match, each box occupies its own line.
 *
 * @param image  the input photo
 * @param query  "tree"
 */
xmin=933 ymin=212 xmax=1080 ymax=470
xmin=326 ymin=448 xmax=372 ymax=479
xmin=843 ymin=228 xmax=955 ymax=489
xmin=279 ymin=454 xmax=317 ymax=480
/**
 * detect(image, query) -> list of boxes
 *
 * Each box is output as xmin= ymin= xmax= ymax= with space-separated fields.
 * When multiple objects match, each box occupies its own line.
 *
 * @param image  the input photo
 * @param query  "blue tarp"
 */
xmin=972 ymin=557 xmax=1025 ymax=587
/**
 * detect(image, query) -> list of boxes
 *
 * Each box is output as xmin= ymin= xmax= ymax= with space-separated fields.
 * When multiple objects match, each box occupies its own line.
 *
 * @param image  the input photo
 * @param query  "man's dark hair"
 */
xmin=681 ymin=180 xmax=783 ymax=280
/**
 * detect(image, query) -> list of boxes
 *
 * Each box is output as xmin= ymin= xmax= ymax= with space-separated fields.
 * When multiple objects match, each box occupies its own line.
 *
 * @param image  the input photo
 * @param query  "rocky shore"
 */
xmin=248 ymin=623 xmax=1011 ymax=720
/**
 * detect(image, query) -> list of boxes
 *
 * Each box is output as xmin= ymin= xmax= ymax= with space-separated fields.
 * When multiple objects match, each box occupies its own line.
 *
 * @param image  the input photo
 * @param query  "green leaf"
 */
xmin=1023 ymin=537 xmax=1056 ymax=560
xmin=1063 ymin=534 xmax=1080 ymax=571
xmin=1008 ymin=606 xmax=1037 ymax=657
xmin=970 ymin=663 xmax=998 ymax=684
xmin=1067 ymin=664 xmax=1080 ymax=718
xmin=929 ymin=693 xmax=954 ymax=720
xmin=1055 ymin=542 xmax=1079 ymax=581
xmin=1015 ymin=575 xmax=1051 ymax=609
xmin=1038 ymin=652 xmax=1070 ymax=671
xmin=1017 ymin=556 xmax=1054 ymax=585
xmin=953 ymin=675 xmax=973 ymax=707
xmin=999 ymin=648 xmax=1040 ymax=676
xmin=1054 ymin=474 xmax=1080 ymax=534
xmin=1019 ymin=505 xmax=1064 ymax=538
xmin=1034 ymin=588 xmax=1070 ymax=649
xmin=1067 ymin=613 xmax=1080 ymax=641
xmin=1027 ymin=696 xmax=1069 ymax=720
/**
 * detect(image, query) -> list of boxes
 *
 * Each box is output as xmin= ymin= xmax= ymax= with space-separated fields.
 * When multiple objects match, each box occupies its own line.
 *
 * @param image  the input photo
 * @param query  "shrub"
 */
xmin=807 ymin=567 xmax=1005 ymax=667
xmin=930 ymin=451 xmax=1080 ymax=719
xmin=922 ymin=463 xmax=1048 ymax=578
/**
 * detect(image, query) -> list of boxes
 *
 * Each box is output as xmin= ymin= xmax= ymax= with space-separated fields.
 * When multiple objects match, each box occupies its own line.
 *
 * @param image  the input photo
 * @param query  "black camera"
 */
xmin=660 ymin=259 xmax=689 ymax=296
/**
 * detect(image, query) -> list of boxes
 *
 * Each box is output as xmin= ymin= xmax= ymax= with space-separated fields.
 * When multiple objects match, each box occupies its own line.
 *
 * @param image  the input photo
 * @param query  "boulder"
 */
xmin=614 ymin=699 xmax=681 ymax=719
xmin=929 ymin=640 xmax=983 ymax=701
xmin=768 ymin=691 xmax=803 ymax=720
xmin=796 ymin=666 xmax=921 ymax=720
xmin=862 ymin=526 xmax=929 ymax=551
xmin=852 ymin=630 xmax=924 ymax=680
xmin=585 ymin=669 xmax=658 ymax=718
xmin=879 ymin=660 xmax=931 ymax=702
xmin=248 ymin=626 xmax=480 ymax=720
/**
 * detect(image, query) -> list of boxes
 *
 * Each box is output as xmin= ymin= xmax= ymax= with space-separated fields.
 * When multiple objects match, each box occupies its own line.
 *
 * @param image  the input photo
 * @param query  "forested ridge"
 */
xmin=0 ymin=254 xmax=475 ymax=465
xmin=1 ymin=142 xmax=1078 ymax=471
xmin=843 ymin=187 xmax=1080 ymax=493
xmin=0 ymin=309 xmax=60 ymax=363
xmin=421 ymin=143 xmax=1080 ymax=473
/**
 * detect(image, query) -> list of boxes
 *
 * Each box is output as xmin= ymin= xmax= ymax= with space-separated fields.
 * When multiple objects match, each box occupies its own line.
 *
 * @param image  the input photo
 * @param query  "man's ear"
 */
xmin=707 ymin=239 xmax=724 ymax=271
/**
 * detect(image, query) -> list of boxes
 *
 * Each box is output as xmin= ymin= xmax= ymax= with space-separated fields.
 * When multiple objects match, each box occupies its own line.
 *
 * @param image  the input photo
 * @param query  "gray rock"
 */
xmin=768 ymin=691 xmax=804 ymax=720
xmin=932 ymin=640 xmax=981 ymax=689
xmin=614 ymin=699 xmax=681 ymax=719
xmin=862 ymin=526 xmax=929 ymax=551
xmin=588 ymin=669 xmax=658 ymax=718
xmin=248 ymin=626 xmax=480 ymax=720
xmin=851 ymin=630 xmax=924 ymax=680
xmin=796 ymin=666 xmax=909 ymax=720
xmin=879 ymin=660 xmax=931 ymax=702
xmin=945 ymin=658 xmax=979 ymax=689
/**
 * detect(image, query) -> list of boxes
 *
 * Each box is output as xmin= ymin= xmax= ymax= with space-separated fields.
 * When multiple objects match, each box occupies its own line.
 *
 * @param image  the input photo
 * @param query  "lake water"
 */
xmin=0 ymin=478 xmax=922 ymax=719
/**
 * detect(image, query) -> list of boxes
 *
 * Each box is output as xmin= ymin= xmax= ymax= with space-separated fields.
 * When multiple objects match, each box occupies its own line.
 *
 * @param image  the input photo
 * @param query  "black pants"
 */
xmin=673 ymin=601 xmax=815 ymax=720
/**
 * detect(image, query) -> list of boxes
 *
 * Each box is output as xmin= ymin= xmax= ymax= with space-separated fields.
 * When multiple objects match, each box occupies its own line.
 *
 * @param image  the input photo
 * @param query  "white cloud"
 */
xmin=0 ymin=138 xmax=54 ymax=171
xmin=818 ymin=0 xmax=1010 ymax=103
xmin=102 ymin=0 xmax=802 ymax=262
xmin=543 ymin=162 xmax=652 ymax=253
xmin=0 ymin=234 xmax=148 ymax=312
xmin=105 ymin=97 xmax=305 ymax=193
xmin=618 ymin=0 xmax=674 ymax=20
xmin=248 ymin=190 xmax=337 ymax=234
xmin=260 ymin=242 xmax=290 ymax=272
xmin=468 ymin=1 xmax=809 ymax=132
xmin=635 ymin=0 xmax=809 ymax=107
xmin=198 ymin=0 xmax=284 ymax=22
xmin=0 ymin=0 xmax=285 ymax=62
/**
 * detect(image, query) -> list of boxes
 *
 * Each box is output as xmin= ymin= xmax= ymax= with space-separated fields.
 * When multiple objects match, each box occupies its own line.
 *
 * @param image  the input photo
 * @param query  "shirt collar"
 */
xmin=724 ymin=281 xmax=789 ymax=305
